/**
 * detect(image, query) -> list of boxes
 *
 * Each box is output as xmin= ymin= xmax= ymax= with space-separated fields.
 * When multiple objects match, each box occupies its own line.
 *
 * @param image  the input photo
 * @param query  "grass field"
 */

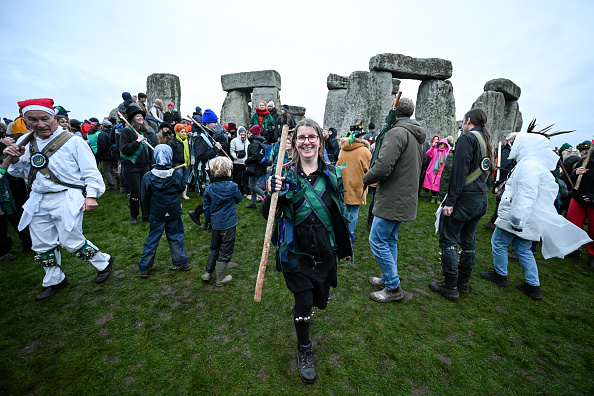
xmin=1 ymin=189 xmax=593 ymax=395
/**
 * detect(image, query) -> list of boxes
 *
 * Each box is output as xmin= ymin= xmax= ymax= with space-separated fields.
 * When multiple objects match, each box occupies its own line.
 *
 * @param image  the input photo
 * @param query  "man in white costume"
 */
xmin=3 ymin=98 xmax=114 ymax=301
xmin=480 ymin=132 xmax=591 ymax=300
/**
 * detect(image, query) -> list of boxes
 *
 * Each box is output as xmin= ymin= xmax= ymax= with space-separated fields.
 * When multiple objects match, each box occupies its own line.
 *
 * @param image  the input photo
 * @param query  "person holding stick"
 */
xmin=120 ymin=104 xmax=158 ymax=225
xmin=262 ymin=119 xmax=352 ymax=384
xmin=3 ymin=98 xmax=114 ymax=301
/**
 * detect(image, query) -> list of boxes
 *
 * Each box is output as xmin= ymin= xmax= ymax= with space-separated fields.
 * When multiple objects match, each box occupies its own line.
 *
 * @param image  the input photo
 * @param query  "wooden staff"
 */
xmin=393 ymin=91 xmax=402 ymax=109
xmin=185 ymin=115 xmax=230 ymax=159
xmin=494 ymin=141 xmax=502 ymax=193
xmin=0 ymin=132 xmax=36 ymax=177
xmin=117 ymin=111 xmax=155 ymax=151
xmin=575 ymin=141 xmax=594 ymax=190
xmin=254 ymin=124 xmax=290 ymax=302
xmin=558 ymin=159 xmax=574 ymax=190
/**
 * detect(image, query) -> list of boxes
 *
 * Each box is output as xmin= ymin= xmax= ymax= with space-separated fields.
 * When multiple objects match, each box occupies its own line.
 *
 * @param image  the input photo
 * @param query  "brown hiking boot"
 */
xmin=369 ymin=285 xmax=404 ymax=303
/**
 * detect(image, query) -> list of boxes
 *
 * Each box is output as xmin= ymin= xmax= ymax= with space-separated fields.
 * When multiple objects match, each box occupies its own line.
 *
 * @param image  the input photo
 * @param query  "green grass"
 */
xmin=1 ymin=190 xmax=593 ymax=395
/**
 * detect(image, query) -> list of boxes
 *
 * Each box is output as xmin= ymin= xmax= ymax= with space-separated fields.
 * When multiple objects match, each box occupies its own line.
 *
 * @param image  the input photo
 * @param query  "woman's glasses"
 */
xmin=296 ymin=135 xmax=319 ymax=143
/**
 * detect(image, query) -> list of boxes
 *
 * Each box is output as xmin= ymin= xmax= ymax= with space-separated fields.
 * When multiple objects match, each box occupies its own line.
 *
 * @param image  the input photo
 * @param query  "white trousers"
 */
xmin=29 ymin=191 xmax=110 ymax=287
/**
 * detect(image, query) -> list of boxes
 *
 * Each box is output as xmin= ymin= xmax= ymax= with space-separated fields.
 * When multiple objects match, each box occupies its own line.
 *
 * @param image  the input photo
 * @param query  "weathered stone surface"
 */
xmin=392 ymin=78 xmax=401 ymax=94
xmin=502 ymin=100 xmax=523 ymax=132
xmin=324 ymin=89 xmax=347 ymax=131
xmin=327 ymin=74 xmax=348 ymax=90
xmin=369 ymin=53 xmax=453 ymax=80
xmin=251 ymin=88 xmax=281 ymax=117
xmin=221 ymin=70 xmax=281 ymax=92
xmin=338 ymin=70 xmax=393 ymax=136
xmin=515 ymin=110 xmax=523 ymax=132
xmin=416 ymin=80 xmax=457 ymax=140
xmin=484 ymin=78 xmax=521 ymax=101
xmin=220 ymin=90 xmax=251 ymax=128
xmin=146 ymin=73 xmax=181 ymax=113
xmin=472 ymin=91 xmax=506 ymax=143
xmin=286 ymin=105 xmax=307 ymax=123
xmin=108 ymin=108 xmax=119 ymax=122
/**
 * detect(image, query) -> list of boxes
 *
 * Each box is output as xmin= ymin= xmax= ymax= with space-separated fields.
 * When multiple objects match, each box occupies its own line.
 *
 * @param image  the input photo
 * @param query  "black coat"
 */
xmin=244 ymin=135 xmax=268 ymax=176
xmin=97 ymin=128 xmax=119 ymax=161
xmin=169 ymin=137 xmax=187 ymax=165
xmin=164 ymin=111 xmax=182 ymax=125
xmin=141 ymin=166 xmax=185 ymax=222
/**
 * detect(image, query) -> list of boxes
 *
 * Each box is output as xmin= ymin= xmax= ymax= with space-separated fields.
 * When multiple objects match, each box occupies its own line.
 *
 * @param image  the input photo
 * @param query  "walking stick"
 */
xmin=575 ymin=142 xmax=594 ymax=190
xmin=254 ymin=124 xmax=290 ymax=302
xmin=0 ymin=132 xmax=36 ymax=178
xmin=494 ymin=141 xmax=502 ymax=193
xmin=117 ymin=111 xmax=155 ymax=151
xmin=558 ymin=159 xmax=574 ymax=191
xmin=185 ymin=116 xmax=231 ymax=159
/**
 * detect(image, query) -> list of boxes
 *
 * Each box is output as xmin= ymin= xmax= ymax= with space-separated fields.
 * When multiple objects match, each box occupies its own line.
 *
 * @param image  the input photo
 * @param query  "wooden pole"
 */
xmin=392 ymin=91 xmax=403 ymax=109
xmin=0 ymin=132 xmax=36 ymax=177
xmin=117 ymin=111 xmax=155 ymax=151
xmin=185 ymin=115 xmax=231 ymax=159
xmin=254 ymin=124 xmax=290 ymax=302
xmin=494 ymin=141 xmax=502 ymax=193
xmin=575 ymin=142 xmax=594 ymax=190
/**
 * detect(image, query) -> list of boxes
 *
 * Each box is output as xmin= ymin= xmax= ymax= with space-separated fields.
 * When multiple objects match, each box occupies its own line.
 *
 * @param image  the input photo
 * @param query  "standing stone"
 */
xmin=392 ymin=78 xmax=401 ymax=94
xmin=324 ymin=89 xmax=347 ymax=131
xmin=287 ymin=105 xmax=306 ymax=123
xmin=472 ymin=91 xmax=506 ymax=143
xmin=484 ymin=78 xmax=521 ymax=101
xmin=108 ymin=108 xmax=119 ymax=122
xmin=339 ymin=70 xmax=393 ymax=136
xmin=146 ymin=73 xmax=181 ymax=113
xmin=369 ymin=53 xmax=453 ymax=80
xmin=221 ymin=70 xmax=281 ymax=92
xmin=251 ymin=87 xmax=281 ymax=116
xmin=416 ymin=80 xmax=457 ymax=140
xmin=221 ymin=90 xmax=251 ymax=128
xmin=502 ymin=100 xmax=522 ymax=132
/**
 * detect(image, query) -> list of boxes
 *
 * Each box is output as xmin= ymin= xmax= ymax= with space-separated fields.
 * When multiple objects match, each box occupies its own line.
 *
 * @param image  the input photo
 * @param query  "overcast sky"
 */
xmin=2 ymin=0 xmax=592 ymax=148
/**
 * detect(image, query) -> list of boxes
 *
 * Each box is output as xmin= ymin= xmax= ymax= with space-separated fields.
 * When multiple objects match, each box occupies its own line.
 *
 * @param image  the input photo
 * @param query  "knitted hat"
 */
xmin=267 ymin=101 xmax=274 ymax=108
xmin=122 ymin=92 xmax=132 ymax=101
xmin=238 ymin=126 xmax=246 ymax=134
xmin=18 ymin=98 xmax=55 ymax=115
xmin=249 ymin=125 xmax=261 ymax=135
xmin=174 ymin=124 xmax=186 ymax=133
xmin=202 ymin=109 xmax=218 ymax=123
xmin=167 ymin=102 xmax=175 ymax=108
xmin=368 ymin=122 xmax=375 ymax=130
xmin=101 ymin=120 xmax=113 ymax=127
xmin=227 ymin=122 xmax=237 ymax=131
xmin=126 ymin=103 xmax=146 ymax=122
xmin=195 ymin=106 xmax=202 ymax=113
xmin=159 ymin=122 xmax=172 ymax=130
xmin=281 ymin=104 xmax=289 ymax=112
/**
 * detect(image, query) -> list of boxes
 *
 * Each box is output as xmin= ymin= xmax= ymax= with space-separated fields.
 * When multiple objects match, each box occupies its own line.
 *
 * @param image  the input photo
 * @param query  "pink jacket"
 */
xmin=423 ymin=138 xmax=450 ymax=192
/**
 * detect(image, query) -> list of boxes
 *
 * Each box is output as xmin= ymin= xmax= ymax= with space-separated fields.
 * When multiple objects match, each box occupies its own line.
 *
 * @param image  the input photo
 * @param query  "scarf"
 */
xmin=176 ymin=133 xmax=190 ymax=166
xmin=256 ymin=108 xmax=270 ymax=127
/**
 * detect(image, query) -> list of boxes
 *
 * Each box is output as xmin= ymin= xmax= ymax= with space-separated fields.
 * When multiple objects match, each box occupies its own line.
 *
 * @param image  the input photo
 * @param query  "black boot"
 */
xmin=517 ymin=282 xmax=542 ymax=300
xmin=188 ymin=210 xmax=201 ymax=226
xmin=480 ymin=270 xmax=508 ymax=287
xmin=35 ymin=278 xmax=69 ymax=301
xmin=457 ymin=270 xmax=472 ymax=295
xmin=428 ymin=275 xmax=459 ymax=301
xmin=297 ymin=343 xmax=316 ymax=384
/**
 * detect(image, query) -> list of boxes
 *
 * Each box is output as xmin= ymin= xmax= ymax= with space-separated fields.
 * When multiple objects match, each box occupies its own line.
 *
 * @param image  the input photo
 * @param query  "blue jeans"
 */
xmin=345 ymin=204 xmax=360 ymax=244
xmin=174 ymin=162 xmax=190 ymax=184
xmin=369 ymin=216 xmax=402 ymax=290
xmin=249 ymin=176 xmax=265 ymax=204
xmin=138 ymin=218 xmax=188 ymax=271
xmin=492 ymin=226 xmax=540 ymax=286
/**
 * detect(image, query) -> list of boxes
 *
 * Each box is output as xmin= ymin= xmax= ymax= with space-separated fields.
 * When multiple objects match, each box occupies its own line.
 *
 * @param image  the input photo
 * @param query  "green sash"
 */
xmin=120 ymin=127 xmax=148 ymax=164
xmin=294 ymin=174 xmax=335 ymax=247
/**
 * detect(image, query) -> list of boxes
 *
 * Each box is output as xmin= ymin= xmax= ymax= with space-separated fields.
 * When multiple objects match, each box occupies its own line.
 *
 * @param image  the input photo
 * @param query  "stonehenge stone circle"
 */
xmin=146 ymin=73 xmax=181 ymax=113
xmin=472 ymin=90 xmax=506 ymax=142
xmin=369 ymin=53 xmax=453 ymax=80
xmin=220 ymin=90 xmax=251 ymax=128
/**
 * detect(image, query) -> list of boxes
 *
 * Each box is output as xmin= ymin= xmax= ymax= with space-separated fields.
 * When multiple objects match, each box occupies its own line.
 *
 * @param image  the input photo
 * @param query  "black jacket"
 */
xmin=97 ymin=128 xmax=119 ymax=161
xmin=141 ymin=166 xmax=185 ymax=222
xmin=193 ymin=128 xmax=221 ymax=165
xmin=444 ymin=127 xmax=489 ymax=207
xmin=244 ymin=135 xmax=268 ymax=176
xmin=119 ymin=127 xmax=153 ymax=167
xmin=163 ymin=111 xmax=182 ymax=125
xmin=273 ymin=114 xmax=296 ymax=142
xmin=169 ymin=137 xmax=187 ymax=165
xmin=326 ymin=137 xmax=340 ymax=164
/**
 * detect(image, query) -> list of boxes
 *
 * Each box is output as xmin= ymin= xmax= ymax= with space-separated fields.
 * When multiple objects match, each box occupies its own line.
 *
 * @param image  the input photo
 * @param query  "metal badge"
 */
xmin=30 ymin=152 xmax=49 ymax=169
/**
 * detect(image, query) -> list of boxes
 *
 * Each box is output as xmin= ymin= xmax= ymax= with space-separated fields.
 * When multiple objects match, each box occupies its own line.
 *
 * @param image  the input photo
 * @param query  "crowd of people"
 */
xmin=1 ymin=92 xmax=592 ymax=385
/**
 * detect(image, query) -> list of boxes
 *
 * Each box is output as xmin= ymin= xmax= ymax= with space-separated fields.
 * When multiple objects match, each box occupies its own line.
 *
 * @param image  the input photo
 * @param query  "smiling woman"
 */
xmin=261 ymin=118 xmax=352 ymax=384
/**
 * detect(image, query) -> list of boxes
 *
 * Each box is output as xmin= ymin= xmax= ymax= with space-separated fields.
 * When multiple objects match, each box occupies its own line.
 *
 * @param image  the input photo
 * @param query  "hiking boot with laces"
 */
xmin=517 ymin=282 xmax=543 ymax=300
xmin=35 ymin=278 xmax=69 ymax=301
xmin=297 ymin=343 xmax=316 ymax=384
xmin=368 ymin=276 xmax=385 ymax=289
xmin=369 ymin=285 xmax=404 ymax=303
